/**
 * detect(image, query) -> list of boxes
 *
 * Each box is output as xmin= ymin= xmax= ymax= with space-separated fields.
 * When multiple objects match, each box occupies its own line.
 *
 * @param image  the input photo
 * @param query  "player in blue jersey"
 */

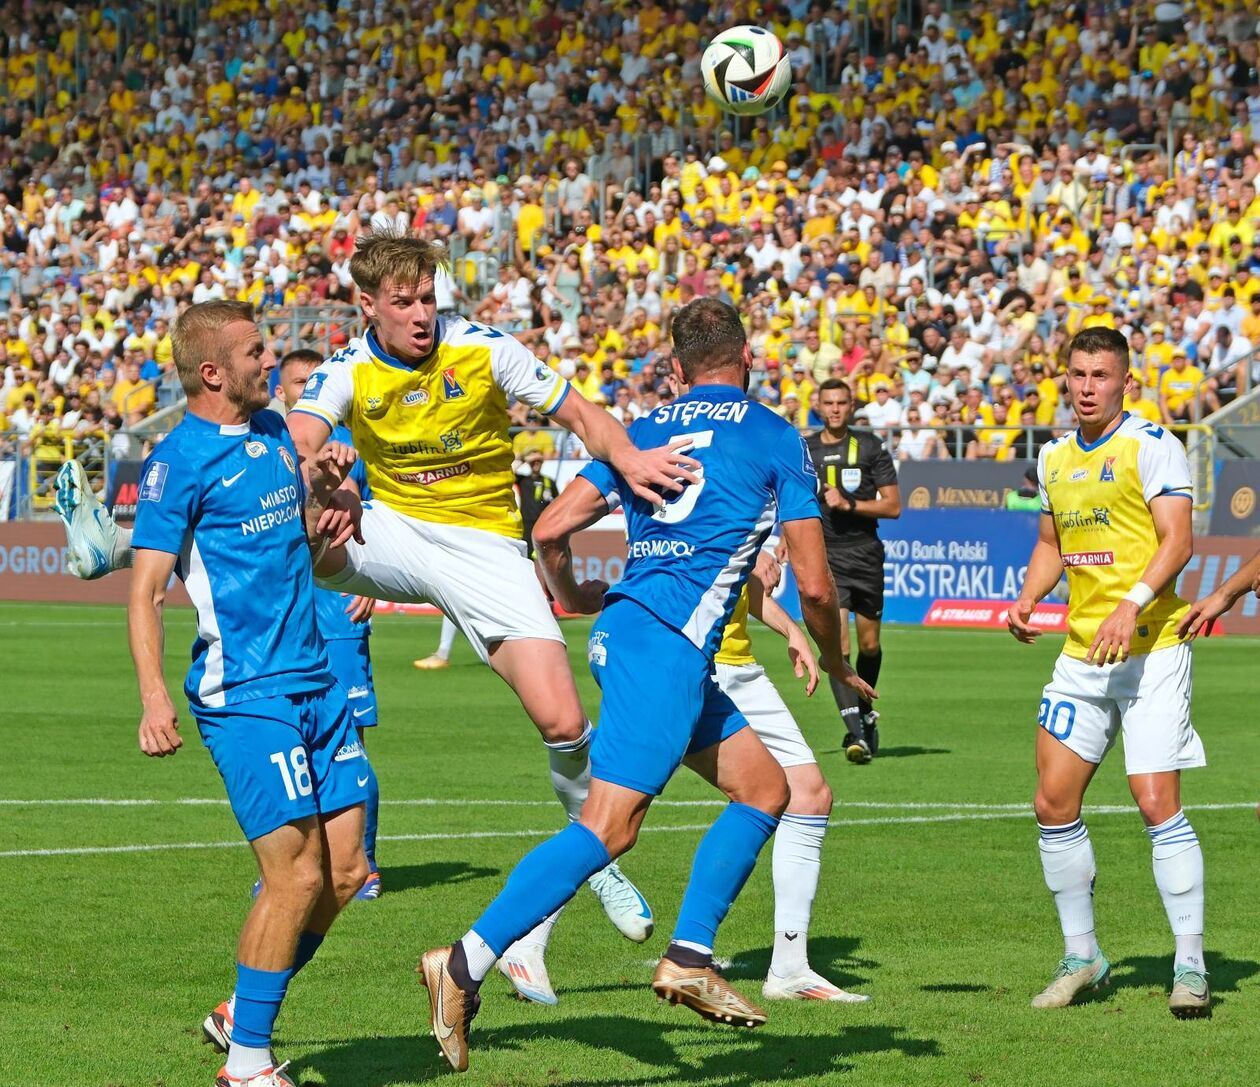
xmin=277 ymin=349 xmax=382 ymax=899
xmin=415 ymin=299 xmax=875 ymax=1072
xmin=127 ymin=301 xmax=374 ymax=1087
xmin=54 ymin=348 xmax=387 ymax=903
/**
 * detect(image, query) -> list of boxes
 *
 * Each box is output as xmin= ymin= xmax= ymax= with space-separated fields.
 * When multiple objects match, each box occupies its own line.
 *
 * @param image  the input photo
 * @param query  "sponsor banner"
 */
xmin=1209 ymin=461 xmax=1260 ymax=537
xmin=881 ymin=509 xmax=1043 ymax=623
xmin=1175 ymin=535 xmax=1260 ymax=635
xmin=107 ymin=460 xmax=145 ymax=522
xmin=0 ymin=522 xmax=189 ymax=604
xmin=898 ymin=461 xmax=1033 ymax=511
xmin=924 ymin=599 xmax=1068 ymax=631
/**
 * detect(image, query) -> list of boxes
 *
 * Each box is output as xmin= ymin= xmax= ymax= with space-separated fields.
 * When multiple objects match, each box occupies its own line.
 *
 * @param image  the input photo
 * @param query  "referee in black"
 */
xmin=803 ymin=379 xmax=900 ymax=763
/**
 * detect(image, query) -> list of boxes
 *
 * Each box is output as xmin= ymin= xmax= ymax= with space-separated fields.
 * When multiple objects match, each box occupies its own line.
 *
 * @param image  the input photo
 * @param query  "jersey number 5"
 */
xmin=652 ymin=430 xmax=713 ymax=525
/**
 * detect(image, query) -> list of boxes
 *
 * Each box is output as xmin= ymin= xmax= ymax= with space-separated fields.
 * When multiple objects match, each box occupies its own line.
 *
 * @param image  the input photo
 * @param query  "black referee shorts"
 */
xmin=828 ymin=549 xmax=885 ymax=620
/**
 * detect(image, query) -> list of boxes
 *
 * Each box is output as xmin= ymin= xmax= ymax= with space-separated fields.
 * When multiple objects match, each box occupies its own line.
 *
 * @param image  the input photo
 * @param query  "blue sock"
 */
xmin=673 ymin=802 xmax=779 ymax=949
xmin=292 ymin=930 xmax=324 ymax=976
xmin=232 ymin=962 xmax=294 ymax=1049
xmin=472 ymin=822 xmax=610 ymax=956
xmin=363 ymin=773 xmax=379 ymax=870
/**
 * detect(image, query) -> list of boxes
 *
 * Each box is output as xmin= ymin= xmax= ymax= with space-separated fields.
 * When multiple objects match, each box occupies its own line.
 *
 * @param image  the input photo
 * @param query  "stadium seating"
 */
xmin=1 ymin=0 xmax=1259 ymax=487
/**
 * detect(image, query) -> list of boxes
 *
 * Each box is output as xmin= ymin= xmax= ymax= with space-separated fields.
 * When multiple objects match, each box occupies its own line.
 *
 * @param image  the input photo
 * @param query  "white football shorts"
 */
xmin=713 ymin=662 xmax=817 ymax=768
xmin=1038 ymin=642 xmax=1204 ymax=775
xmin=318 ymin=502 xmax=563 ymax=663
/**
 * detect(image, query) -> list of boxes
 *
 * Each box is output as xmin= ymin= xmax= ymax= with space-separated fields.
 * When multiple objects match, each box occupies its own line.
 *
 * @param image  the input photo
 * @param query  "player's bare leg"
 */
xmin=1030 ymin=732 xmax=1111 ymax=1008
xmin=762 ymin=763 xmax=869 ymax=1002
xmin=1129 ymin=770 xmax=1209 ymax=1017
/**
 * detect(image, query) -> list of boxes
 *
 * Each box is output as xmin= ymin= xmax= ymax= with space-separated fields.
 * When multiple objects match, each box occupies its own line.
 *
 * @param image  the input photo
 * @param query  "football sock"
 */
xmin=114 ymin=526 xmax=135 ymax=569
xmin=545 ymin=720 xmax=593 ymax=822
xmin=456 ymin=933 xmax=498 ymax=986
xmin=673 ymin=802 xmax=779 ymax=949
xmin=855 ymin=649 xmax=882 ymax=716
xmin=1148 ymin=810 xmax=1205 ymax=969
xmin=227 ymin=962 xmax=294 ymax=1076
xmin=467 ymin=822 xmax=611 ymax=972
xmin=516 ymin=908 xmax=562 ymax=951
xmin=437 ymin=615 xmax=458 ymax=660
xmin=665 ymin=940 xmax=713 ymax=968
xmin=1037 ymin=819 xmax=1100 ymax=960
xmin=770 ymin=812 xmax=828 ymax=975
xmin=362 ymin=766 xmax=379 ymax=870
xmin=828 ymin=674 xmax=862 ymax=737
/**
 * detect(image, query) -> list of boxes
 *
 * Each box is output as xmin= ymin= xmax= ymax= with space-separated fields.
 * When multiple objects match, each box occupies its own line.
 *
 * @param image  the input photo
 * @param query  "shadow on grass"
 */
xmin=816 ymin=746 xmax=951 ymax=759
xmin=380 ymin=860 xmax=500 ymax=895
xmin=920 ymin=982 xmax=990 ymax=993
xmin=725 ymin=936 xmax=879 ymax=993
xmin=298 ymin=1014 xmax=941 ymax=1087
xmin=1112 ymin=952 xmax=1259 ymax=1003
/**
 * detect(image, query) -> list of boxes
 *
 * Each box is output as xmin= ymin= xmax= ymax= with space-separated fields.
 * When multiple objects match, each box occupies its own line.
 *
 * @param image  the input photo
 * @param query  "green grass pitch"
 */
xmin=1 ymin=603 xmax=1257 ymax=1087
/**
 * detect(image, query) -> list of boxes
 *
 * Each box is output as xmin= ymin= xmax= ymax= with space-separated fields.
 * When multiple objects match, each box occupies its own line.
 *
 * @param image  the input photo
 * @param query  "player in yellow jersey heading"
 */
xmin=287 ymin=232 xmax=701 ymax=982
xmin=1007 ymin=327 xmax=1208 ymax=1018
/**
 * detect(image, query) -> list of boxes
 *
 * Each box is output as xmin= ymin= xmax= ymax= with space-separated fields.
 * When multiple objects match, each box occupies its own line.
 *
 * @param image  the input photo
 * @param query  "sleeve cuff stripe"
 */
xmin=540 ymin=381 xmax=571 ymax=415
xmin=290 ymin=405 xmax=336 ymax=426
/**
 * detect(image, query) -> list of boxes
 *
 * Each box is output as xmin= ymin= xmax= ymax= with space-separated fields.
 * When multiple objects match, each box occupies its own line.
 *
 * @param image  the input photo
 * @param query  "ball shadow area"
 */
xmin=296 ymin=1014 xmax=941 ymax=1087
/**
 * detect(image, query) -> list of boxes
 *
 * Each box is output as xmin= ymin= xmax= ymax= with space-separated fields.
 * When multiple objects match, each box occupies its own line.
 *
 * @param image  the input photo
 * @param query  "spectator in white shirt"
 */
xmin=897 ymin=405 xmax=941 ymax=461
xmin=860 ymin=385 xmax=905 ymax=435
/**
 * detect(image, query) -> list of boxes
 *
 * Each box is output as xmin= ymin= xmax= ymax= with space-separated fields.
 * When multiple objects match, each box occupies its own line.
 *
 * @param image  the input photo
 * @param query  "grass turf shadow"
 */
xmin=379 ymin=860 xmax=501 ymax=895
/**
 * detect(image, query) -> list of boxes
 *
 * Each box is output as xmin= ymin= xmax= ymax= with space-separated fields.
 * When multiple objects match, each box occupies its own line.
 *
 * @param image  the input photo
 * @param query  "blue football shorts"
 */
xmin=326 ymin=636 xmax=377 ymax=728
xmin=588 ymin=597 xmax=749 ymax=796
xmin=194 ymin=683 xmax=375 ymax=841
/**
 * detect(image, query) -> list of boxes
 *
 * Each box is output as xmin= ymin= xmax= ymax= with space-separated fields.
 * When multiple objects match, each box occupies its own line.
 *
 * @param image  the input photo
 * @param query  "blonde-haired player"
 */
xmin=286 ymin=232 xmax=700 ymax=983
xmin=1008 ymin=327 xmax=1208 ymax=1018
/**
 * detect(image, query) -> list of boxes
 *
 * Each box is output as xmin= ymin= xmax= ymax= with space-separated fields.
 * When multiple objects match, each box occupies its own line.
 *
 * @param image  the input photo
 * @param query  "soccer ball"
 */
xmin=701 ymin=26 xmax=792 ymax=117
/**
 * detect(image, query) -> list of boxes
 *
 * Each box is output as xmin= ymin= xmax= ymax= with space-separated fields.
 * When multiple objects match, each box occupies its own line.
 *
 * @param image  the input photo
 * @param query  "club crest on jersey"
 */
xmin=441 ymin=368 xmax=466 ymax=400
xmin=1100 ymin=457 xmax=1116 ymax=483
xmin=841 ymin=468 xmax=862 ymax=492
xmin=279 ymin=447 xmax=296 ymax=475
xmin=588 ymin=630 xmax=609 ymax=666
xmin=245 ymin=441 xmax=267 ymax=458
xmin=402 ymin=388 xmax=430 ymax=406
xmin=140 ymin=461 xmax=168 ymax=502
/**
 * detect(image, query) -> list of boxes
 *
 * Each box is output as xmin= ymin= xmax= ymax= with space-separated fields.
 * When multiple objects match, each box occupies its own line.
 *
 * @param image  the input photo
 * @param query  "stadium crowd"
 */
xmin=3 ymin=0 xmax=1260 ymax=479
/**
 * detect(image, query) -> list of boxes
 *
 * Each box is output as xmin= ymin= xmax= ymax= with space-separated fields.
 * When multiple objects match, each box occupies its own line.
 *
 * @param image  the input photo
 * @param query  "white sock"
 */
xmin=516 ymin=908 xmax=562 ymax=952
xmin=114 ymin=526 xmax=135 ymax=569
xmin=1038 ymin=820 xmax=1100 ymax=960
xmin=437 ymin=615 xmax=458 ymax=659
xmin=227 ymin=994 xmax=236 ymax=1018
xmin=460 ymin=930 xmax=499 ymax=983
xmin=1148 ymin=810 xmax=1205 ymax=969
xmin=673 ymin=939 xmax=712 ymax=956
xmin=544 ymin=721 xmax=592 ymax=823
xmin=769 ymin=812 xmax=828 ymax=976
xmin=226 ymin=1042 xmax=272 ymax=1079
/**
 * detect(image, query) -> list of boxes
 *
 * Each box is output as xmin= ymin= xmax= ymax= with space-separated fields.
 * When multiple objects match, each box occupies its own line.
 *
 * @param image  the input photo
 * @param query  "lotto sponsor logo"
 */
xmin=923 ymin=598 xmax=1068 ymax=632
xmin=628 ymin=538 xmax=696 ymax=559
xmin=393 ymin=463 xmax=471 ymax=485
xmin=1062 ymin=550 xmax=1115 ymax=566
xmin=402 ymin=389 xmax=429 ymax=406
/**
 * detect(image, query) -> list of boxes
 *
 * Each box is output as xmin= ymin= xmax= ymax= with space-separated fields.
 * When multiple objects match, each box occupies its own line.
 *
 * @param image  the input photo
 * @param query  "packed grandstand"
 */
xmin=2 ymin=0 xmax=1260 ymax=503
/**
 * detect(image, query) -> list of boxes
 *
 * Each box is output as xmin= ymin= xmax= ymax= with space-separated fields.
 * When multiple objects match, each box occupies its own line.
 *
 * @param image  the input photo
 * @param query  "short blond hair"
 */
xmin=171 ymin=300 xmax=255 ymax=397
xmin=350 ymin=230 xmax=450 ymax=295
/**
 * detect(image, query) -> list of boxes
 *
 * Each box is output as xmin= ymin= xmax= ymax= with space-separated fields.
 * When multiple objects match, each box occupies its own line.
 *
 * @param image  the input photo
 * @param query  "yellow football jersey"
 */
xmin=714 ymin=586 xmax=755 ymax=666
xmin=293 ymin=319 xmax=571 ymax=538
xmin=1037 ymin=413 xmax=1193 ymax=660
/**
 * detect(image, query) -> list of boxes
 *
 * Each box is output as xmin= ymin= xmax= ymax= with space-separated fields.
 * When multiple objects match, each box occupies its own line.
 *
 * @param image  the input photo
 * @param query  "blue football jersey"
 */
xmin=579 ymin=383 xmax=818 ymax=658
xmin=313 ymin=425 xmax=373 ymax=643
xmin=132 ymin=409 xmax=332 ymax=709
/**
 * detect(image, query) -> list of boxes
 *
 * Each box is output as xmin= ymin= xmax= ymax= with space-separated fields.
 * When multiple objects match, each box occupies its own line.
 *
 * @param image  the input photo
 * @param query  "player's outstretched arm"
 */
xmin=1007 ymin=513 xmax=1064 ymax=644
xmin=128 ymin=548 xmax=182 ymax=758
xmin=748 ymin=560 xmax=819 ymax=696
xmin=289 ymin=411 xmax=362 ymax=547
xmin=533 ymin=477 xmax=614 ymax=614
xmin=549 ymin=392 xmax=699 ymax=505
xmin=1178 ymin=547 xmax=1260 ymax=640
xmin=1087 ymin=493 xmax=1193 ymax=664
xmin=303 ymin=442 xmax=364 ymax=561
xmin=780 ymin=517 xmax=875 ymax=701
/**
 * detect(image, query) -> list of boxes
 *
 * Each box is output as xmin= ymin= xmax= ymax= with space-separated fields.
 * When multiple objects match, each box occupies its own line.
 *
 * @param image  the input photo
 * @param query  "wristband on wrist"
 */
xmin=1123 ymin=582 xmax=1156 ymax=611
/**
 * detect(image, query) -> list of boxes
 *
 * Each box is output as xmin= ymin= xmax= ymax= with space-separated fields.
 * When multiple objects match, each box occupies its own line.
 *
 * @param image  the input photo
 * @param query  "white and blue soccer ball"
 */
xmin=701 ymin=25 xmax=792 ymax=117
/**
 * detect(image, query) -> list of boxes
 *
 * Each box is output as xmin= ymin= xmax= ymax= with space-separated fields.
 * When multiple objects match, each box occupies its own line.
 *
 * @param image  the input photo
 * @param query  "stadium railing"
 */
xmin=1194 ymin=345 xmax=1259 ymax=422
xmin=1 ymin=433 xmax=109 ymax=519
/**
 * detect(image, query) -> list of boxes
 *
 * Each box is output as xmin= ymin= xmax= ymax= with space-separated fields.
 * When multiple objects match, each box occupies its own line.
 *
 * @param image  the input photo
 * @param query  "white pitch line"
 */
xmin=1 ymin=804 xmax=1255 ymax=860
